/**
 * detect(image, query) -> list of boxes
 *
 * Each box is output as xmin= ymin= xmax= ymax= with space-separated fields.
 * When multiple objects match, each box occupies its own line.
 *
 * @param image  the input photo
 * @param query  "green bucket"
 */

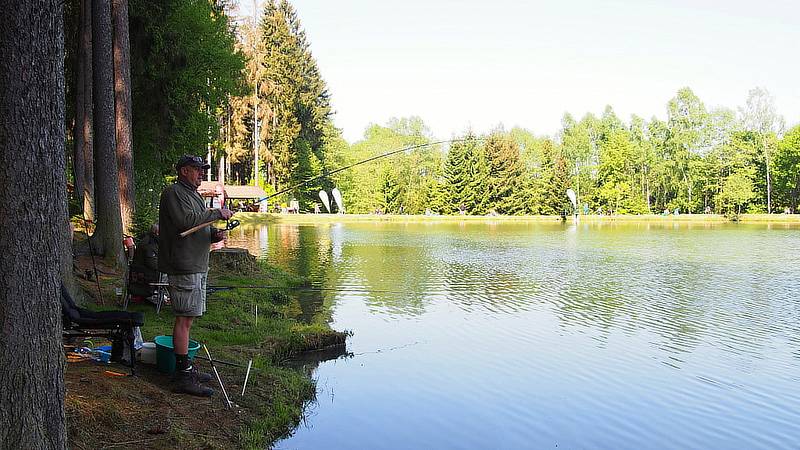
xmin=154 ymin=335 xmax=201 ymax=374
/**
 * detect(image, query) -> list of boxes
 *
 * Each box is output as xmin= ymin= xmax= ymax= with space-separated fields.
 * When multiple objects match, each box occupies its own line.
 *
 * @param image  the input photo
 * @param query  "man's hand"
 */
xmin=219 ymin=207 xmax=234 ymax=220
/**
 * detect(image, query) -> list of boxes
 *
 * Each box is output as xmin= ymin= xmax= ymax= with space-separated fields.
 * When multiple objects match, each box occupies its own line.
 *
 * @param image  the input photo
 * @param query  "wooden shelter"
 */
xmin=198 ymin=182 xmax=268 ymax=211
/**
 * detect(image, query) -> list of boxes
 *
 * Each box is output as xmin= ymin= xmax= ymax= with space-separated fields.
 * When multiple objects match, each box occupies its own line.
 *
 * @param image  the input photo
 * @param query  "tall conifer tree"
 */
xmin=484 ymin=133 xmax=525 ymax=214
xmin=443 ymin=138 xmax=471 ymax=213
xmin=258 ymin=0 xmax=332 ymax=202
xmin=0 ymin=0 xmax=68 ymax=445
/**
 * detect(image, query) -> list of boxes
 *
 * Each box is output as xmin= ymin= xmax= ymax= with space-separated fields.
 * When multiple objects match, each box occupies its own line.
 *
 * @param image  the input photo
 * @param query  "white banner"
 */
xmin=319 ymin=190 xmax=331 ymax=213
xmin=332 ymin=188 xmax=344 ymax=214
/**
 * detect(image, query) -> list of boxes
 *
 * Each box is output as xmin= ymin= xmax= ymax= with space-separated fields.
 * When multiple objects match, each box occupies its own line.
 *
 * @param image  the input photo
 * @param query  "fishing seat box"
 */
xmin=61 ymin=284 xmax=145 ymax=374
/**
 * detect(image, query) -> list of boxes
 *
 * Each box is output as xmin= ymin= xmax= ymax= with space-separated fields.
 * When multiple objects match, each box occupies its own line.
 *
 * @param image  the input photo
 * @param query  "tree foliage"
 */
xmin=253 ymin=0 xmax=332 ymax=203
xmin=60 ymin=0 xmax=797 ymax=219
xmin=128 ymin=0 xmax=244 ymax=211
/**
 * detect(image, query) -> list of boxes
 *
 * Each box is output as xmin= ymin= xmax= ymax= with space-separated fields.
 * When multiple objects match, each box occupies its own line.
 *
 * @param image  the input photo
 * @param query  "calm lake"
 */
xmin=229 ymin=220 xmax=800 ymax=449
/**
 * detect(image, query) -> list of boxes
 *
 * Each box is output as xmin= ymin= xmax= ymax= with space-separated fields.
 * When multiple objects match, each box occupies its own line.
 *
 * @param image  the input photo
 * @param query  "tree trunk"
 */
xmin=73 ymin=30 xmax=85 ymax=213
xmin=765 ymin=141 xmax=772 ymax=214
xmin=78 ymin=0 xmax=95 ymax=221
xmin=112 ymin=0 xmax=134 ymax=234
xmin=223 ymin=107 xmax=230 ymax=183
xmin=0 ymin=0 xmax=68 ymax=447
xmin=254 ymin=78 xmax=260 ymax=186
xmin=687 ymin=178 xmax=692 ymax=212
xmin=645 ymin=167 xmax=651 ymax=212
xmin=219 ymin=152 xmax=226 ymax=183
xmin=93 ymin=0 xmax=125 ymax=266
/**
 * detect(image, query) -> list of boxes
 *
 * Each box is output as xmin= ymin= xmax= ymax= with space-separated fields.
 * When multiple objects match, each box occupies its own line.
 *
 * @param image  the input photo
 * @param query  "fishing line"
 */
xmin=182 ymin=138 xmax=485 ymax=237
xmin=207 ymin=285 xmax=414 ymax=295
xmin=252 ymin=137 xmax=486 ymax=205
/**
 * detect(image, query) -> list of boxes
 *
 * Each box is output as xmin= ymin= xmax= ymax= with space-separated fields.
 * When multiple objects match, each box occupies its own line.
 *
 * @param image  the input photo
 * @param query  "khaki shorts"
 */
xmin=167 ymin=272 xmax=207 ymax=317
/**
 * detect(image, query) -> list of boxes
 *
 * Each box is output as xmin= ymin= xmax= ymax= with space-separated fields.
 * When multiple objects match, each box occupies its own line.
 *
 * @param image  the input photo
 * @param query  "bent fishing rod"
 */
xmin=181 ymin=138 xmax=484 ymax=237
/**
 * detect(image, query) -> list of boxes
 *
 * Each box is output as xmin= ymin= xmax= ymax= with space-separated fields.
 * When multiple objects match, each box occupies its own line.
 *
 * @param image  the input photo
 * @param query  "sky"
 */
xmin=233 ymin=0 xmax=800 ymax=143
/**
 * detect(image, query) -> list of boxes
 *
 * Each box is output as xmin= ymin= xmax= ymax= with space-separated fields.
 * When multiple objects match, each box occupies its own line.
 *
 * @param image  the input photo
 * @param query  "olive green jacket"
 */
xmin=158 ymin=180 xmax=223 ymax=275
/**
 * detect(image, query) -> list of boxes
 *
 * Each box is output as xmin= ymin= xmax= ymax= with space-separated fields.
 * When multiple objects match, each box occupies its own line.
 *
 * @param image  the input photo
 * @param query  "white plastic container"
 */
xmin=137 ymin=342 xmax=157 ymax=365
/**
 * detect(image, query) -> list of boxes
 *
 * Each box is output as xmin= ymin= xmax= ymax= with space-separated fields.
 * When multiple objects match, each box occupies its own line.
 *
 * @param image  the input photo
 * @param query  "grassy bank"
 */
xmin=67 ymin=243 xmax=348 ymax=449
xmin=234 ymin=212 xmax=800 ymax=225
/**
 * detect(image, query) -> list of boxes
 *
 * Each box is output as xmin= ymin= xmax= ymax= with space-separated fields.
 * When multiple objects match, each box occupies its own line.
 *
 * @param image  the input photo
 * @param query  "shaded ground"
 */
xmin=66 ymin=355 xmax=244 ymax=450
xmin=66 ymin=240 xmax=349 ymax=449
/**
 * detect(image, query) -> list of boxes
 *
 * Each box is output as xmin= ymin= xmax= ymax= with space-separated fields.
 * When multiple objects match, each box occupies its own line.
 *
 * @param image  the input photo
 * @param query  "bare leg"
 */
xmin=173 ymin=316 xmax=194 ymax=356
xmin=172 ymin=315 xmax=213 ymax=396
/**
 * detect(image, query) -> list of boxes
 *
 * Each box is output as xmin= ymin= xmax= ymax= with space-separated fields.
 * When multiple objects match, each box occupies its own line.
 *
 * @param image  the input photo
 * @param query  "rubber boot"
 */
xmin=190 ymin=365 xmax=213 ymax=384
xmin=172 ymin=364 xmax=212 ymax=383
xmin=175 ymin=369 xmax=214 ymax=397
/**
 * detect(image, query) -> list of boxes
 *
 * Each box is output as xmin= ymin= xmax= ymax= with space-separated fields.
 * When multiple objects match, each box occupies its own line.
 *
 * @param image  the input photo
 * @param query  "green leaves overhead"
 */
xmin=113 ymin=0 xmax=246 ymax=229
xmin=128 ymin=0 xmax=244 ymax=186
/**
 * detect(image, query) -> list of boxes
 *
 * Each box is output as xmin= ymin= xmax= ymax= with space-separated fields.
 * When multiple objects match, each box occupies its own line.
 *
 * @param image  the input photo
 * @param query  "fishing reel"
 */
xmin=224 ymin=219 xmax=240 ymax=231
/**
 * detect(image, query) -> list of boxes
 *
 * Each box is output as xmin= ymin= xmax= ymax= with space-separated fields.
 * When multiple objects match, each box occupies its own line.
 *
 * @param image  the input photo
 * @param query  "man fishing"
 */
xmin=128 ymin=223 xmax=162 ymax=303
xmin=159 ymin=155 xmax=234 ymax=396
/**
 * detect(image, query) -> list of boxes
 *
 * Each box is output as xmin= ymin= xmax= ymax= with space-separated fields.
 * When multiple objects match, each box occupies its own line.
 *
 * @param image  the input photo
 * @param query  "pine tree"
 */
xmin=111 ymin=0 xmax=134 ymax=233
xmin=442 ymin=135 xmax=489 ymax=214
xmin=539 ymin=140 xmax=571 ymax=215
xmin=465 ymin=142 xmax=490 ymax=214
xmin=260 ymin=0 xmax=299 ymax=190
xmin=427 ymin=176 xmax=449 ymax=214
xmin=1 ymin=0 xmax=69 ymax=445
xmin=295 ymin=139 xmax=325 ymax=209
xmin=258 ymin=0 xmax=332 ymax=204
xmin=74 ymin=0 xmax=95 ymax=221
xmin=484 ymin=133 xmax=525 ymax=214
xmin=550 ymin=152 xmax=572 ymax=216
xmin=443 ymin=138 xmax=471 ymax=213
xmin=92 ymin=0 xmax=125 ymax=265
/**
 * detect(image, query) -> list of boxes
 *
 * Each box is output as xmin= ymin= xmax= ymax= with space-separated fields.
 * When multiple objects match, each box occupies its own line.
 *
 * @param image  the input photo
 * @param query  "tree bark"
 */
xmin=76 ymin=0 xmax=95 ymax=221
xmin=73 ymin=37 xmax=85 ymax=212
xmin=0 ymin=0 xmax=68 ymax=447
xmin=112 ymin=0 xmax=134 ymax=234
xmin=765 ymin=141 xmax=772 ymax=214
xmin=92 ymin=0 xmax=125 ymax=266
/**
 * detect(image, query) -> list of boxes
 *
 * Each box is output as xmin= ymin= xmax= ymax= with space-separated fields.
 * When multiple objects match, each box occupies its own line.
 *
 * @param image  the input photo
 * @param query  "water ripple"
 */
xmin=246 ymin=222 xmax=800 ymax=450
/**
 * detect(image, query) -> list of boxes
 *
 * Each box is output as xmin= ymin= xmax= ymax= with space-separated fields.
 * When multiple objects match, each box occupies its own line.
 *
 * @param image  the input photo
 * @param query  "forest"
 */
xmin=64 ymin=0 xmax=800 ymax=238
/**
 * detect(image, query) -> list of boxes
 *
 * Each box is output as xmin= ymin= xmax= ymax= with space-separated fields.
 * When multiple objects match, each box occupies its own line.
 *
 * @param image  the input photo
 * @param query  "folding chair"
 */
xmin=61 ymin=284 xmax=145 ymax=375
xmin=123 ymin=234 xmax=168 ymax=313
xmin=151 ymin=273 xmax=169 ymax=314
xmin=125 ymin=265 xmax=165 ymax=312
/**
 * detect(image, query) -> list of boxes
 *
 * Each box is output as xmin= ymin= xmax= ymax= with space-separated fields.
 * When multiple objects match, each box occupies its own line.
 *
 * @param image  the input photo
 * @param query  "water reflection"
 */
xmin=231 ymin=221 xmax=800 ymax=449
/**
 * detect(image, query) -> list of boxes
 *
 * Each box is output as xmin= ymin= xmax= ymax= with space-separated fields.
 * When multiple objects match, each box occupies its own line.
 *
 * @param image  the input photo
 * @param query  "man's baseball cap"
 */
xmin=176 ymin=155 xmax=211 ymax=170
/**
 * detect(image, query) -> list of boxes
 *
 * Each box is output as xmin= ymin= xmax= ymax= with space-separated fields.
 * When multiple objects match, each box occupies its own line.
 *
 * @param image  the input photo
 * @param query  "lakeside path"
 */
xmin=236 ymin=212 xmax=800 ymax=225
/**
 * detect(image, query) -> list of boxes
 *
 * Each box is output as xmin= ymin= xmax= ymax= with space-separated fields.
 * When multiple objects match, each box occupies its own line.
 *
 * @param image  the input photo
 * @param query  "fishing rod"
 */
xmin=178 ymin=178 xmax=241 ymax=237
xmin=252 ymin=138 xmax=481 ymax=205
xmin=179 ymin=218 xmax=240 ymax=238
xmin=206 ymin=285 xmax=414 ymax=295
xmin=181 ymin=138 xmax=484 ymax=237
